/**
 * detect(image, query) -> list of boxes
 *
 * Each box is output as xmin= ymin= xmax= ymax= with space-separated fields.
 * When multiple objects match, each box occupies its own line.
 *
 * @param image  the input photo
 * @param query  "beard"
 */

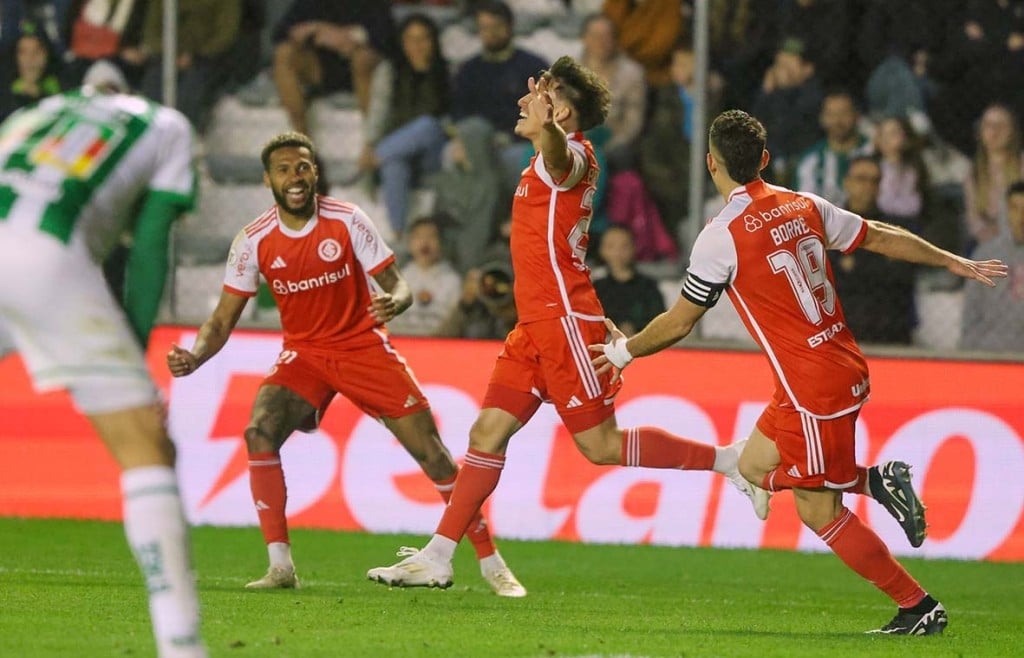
xmin=271 ymin=182 xmax=316 ymax=218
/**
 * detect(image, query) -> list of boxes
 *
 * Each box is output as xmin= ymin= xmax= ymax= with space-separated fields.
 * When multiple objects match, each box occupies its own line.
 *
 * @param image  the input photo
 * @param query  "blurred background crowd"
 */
xmin=2 ymin=0 xmax=1022 ymax=356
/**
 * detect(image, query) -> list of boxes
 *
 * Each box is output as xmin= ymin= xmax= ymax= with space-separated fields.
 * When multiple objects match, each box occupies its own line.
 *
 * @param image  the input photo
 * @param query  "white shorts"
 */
xmin=0 ymin=226 xmax=158 ymax=414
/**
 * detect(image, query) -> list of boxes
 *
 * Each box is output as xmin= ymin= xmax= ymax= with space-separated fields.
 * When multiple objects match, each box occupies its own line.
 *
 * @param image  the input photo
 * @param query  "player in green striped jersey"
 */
xmin=0 ymin=62 xmax=206 ymax=658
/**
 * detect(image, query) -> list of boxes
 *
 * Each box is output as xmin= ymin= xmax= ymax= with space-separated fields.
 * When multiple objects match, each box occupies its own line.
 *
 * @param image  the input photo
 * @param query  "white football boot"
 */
xmin=245 ymin=565 xmax=300 ymax=589
xmin=725 ymin=439 xmax=771 ymax=520
xmin=479 ymin=551 xmax=527 ymax=598
xmin=367 ymin=547 xmax=454 ymax=589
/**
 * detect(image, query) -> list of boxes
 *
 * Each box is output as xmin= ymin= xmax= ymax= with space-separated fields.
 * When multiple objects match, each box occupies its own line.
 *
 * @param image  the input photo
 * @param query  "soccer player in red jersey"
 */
xmin=592 ymin=110 xmax=1008 ymax=635
xmin=166 ymin=132 xmax=525 ymax=596
xmin=367 ymin=57 xmax=768 ymax=591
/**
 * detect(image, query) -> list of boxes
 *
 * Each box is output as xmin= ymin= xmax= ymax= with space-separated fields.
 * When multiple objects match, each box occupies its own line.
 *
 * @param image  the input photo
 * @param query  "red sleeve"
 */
xmin=223 ymin=284 xmax=257 ymax=298
xmin=367 ymin=254 xmax=396 ymax=277
xmin=842 ymin=220 xmax=869 ymax=254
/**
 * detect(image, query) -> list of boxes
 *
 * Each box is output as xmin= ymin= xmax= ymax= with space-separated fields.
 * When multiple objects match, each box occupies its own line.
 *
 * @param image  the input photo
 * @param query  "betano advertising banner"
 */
xmin=1 ymin=327 xmax=1022 ymax=562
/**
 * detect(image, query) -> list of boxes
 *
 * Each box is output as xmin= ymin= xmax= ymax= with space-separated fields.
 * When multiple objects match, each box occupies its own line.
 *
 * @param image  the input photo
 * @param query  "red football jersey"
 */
xmin=683 ymin=180 xmax=870 ymax=418
xmin=510 ymin=133 xmax=604 ymax=323
xmin=223 ymin=195 xmax=395 ymax=351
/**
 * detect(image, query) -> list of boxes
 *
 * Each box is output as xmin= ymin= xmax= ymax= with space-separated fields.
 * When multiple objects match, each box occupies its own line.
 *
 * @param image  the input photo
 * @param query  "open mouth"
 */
xmin=285 ymin=185 xmax=308 ymax=206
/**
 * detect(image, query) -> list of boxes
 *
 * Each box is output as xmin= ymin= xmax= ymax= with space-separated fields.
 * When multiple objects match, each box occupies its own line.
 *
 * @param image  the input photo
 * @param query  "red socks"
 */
xmin=436 ymin=449 xmax=505 ymax=543
xmin=621 ymin=427 xmax=716 ymax=470
xmin=817 ymin=507 xmax=926 ymax=608
xmin=248 ymin=451 xmax=289 ymax=545
xmin=435 ymin=471 xmax=496 ymax=559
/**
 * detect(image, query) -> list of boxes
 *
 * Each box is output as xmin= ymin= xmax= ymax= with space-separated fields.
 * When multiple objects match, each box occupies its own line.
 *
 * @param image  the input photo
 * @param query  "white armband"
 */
xmin=604 ymin=337 xmax=634 ymax=369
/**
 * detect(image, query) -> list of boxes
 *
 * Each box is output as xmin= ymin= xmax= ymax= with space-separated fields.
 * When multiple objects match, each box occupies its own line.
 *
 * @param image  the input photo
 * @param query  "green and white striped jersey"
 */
xmin=0 ymin=89 xmax=196 ymax=262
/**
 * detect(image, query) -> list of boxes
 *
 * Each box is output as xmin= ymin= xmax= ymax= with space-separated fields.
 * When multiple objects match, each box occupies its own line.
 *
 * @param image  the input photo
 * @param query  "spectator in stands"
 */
xmin=930 ymin=0 xmax=1024 ymax=154
xmin=272 ymin=1 xmax=395 ymax=132
xmin=578 ymin=13 xmax=645 ymax=168
xmin=794 ymin=89 xmax=867 ymax=205
xmin=873 ymin=115 xmax=930 ymax=227
xmin=829 ymin=155 xmax=917 ymax=345
xmin=777 ymin=0 xmax=851 ymax=89
xmin=581 ymin=13 xmax=643 ymax=168
xmin=639 ymin=39 xmax=720 ymax=233
xmin=709 ymin=0 xmax=777 ymax=110
xmin=960 ymin=181 xmax=1024 ymax=352
xmin=388 ymin=216 xmax=463 ymax=337
xmin=63 ymin=0 xmax=149 ymax=87
xmin=0 ymin=1 xmax=72 ymax=71
xmin=359 ymin=13 xmax=450 ymax=237
xmin=450 ymin=1 xmax=546 ymax=186
xmin=964 ymin=104 xmax=1024 ymax=247
xmin=0 ymin=27 xmax=61 ymax=121
xmin=602 ymin=0 xmax=684 ymax=87
xmin=439 ymin=261 xmax=518 ymax=340
xmin=137 ymin=0 xmax=241 ymax=131
xmin=592 ymin=225 xmax=665 ymax=337
xmin=750 ymin=37 xmax=824 ymax=185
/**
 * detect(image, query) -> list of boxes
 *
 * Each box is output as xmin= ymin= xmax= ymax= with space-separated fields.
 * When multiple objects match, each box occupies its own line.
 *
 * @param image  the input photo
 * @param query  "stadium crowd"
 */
xmin=2 ymin=0 xmax=1022 ymax=353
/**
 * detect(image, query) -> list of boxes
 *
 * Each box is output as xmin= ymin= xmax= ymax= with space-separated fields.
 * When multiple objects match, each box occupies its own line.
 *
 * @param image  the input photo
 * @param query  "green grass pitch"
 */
xmin=0 ymin=518 xmax=1021 ymax=657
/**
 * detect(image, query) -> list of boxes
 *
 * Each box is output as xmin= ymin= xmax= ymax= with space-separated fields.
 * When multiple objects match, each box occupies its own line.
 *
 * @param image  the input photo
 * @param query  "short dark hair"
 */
xmin=708 ymin=110 xmax=767 ymax=184
xmin=406 ymin=215 xmax=442 ymax=235
xmin=543 ymin=55 xmax=611 ymax=132
xmin=1009 ymin=181 xmax=1024 ymax=197
xmin=261 ymin=132 xmax=315 ymax=171
xmin=475 ymin=0 xmax=514 ymax=27
xmin=846 ymin=154 xmax=881 ymax=172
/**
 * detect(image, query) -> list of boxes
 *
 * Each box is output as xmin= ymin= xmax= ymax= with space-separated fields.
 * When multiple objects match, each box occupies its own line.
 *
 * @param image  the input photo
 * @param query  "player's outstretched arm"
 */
xmin=589 ymin=298 xmax=709 ymax=379
xmin=166 ymin=290 xmax=248 ymax=377
xmin=369 ymin=263 xmax=412 ymax=324
xmin=859 ymin=220 xmax=1008 ymax=287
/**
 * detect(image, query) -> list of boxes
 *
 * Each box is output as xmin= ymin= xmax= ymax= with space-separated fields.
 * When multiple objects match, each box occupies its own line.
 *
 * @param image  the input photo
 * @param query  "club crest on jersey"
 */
xmin=318 ymin=238 xmax=342 ymax=262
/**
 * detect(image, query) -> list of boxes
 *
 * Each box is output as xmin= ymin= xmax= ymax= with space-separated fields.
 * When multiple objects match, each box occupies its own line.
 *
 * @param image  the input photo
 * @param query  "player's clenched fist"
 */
xmin=166 ymin=343 xmax=199 ymax=377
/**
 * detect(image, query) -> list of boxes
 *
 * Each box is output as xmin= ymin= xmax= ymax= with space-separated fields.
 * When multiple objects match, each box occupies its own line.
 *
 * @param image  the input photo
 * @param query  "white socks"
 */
xmin=268 ymin=541 xmax=294 ymax=570
xmin=423 ymin=534 xmax=459 ymax=562
xmin=712 ymin=444 xmax=740 ymax=475
xmin=122 ymin=466 xmax=206 ymax=658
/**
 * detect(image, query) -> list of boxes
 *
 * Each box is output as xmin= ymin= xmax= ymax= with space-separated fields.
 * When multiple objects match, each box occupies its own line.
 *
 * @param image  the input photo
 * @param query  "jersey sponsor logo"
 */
xmin=270 ymin=263 xmax=351 ymax=295
xmin=743 ymin=197 xmax=812 ymax=232
xmin=851 ymin=377 xmax=870 ymax=398
xmin=515 ymin=183 xmax=529 ymax=197
xmin=317 ymin=238 xmax=342 ymax=262
xmin=807 ymin=321 xmax=845 ymax=348
xmin=234 ymin=248 xmax=251 ymax=277
xmin=270 ymin=256 xmax=287 ymax=269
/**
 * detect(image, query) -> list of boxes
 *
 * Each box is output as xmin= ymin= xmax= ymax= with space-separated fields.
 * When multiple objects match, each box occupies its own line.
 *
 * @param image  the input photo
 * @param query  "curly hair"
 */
xmin=543 ymin=56 xmax=611 ymax=132
xmin=260 ymin=132 xmax=316 ymax=171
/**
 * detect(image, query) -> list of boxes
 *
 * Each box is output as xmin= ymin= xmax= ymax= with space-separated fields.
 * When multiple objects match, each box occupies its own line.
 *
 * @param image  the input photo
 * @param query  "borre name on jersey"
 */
xmin=682 ymin=180 xmax=871 ymax=419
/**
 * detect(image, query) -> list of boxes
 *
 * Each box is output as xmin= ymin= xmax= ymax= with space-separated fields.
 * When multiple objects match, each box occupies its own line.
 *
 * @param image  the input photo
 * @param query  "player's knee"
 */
xmin=244 ymin=425 xmax=278 ymax=454
xmin=575 ymin=435 xmax=618 ymax=466
xmin=737 ymin=457 xmax=763 ymax=486
xmin=793 ymin=495 xmax=842 ymax=533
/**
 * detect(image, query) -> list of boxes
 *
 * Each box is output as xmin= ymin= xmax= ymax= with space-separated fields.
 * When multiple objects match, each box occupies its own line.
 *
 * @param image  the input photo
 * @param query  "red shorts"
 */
xmin=263 ymin=333 xmax=430 ymax=426
xmin=482 ymin=317 xmax=620 ymax=434
xmin=756 ymin=403 xmax=859 ymax=490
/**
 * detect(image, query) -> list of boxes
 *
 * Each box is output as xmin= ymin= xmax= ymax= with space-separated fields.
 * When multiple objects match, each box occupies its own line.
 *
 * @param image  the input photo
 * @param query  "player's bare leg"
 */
xmin=272 ymin=41 xmax=320 ymax=135
xmin=742 ymin=427 xmax=926 ymax=547
xmin=573 ymin=416 xmax=770 ymax=519
xmin=242 ymin=385 xmax=313 ymax=589
xmin=368 ymin=408 xmax=523 ymax=592
xmin=90 ymin=403 xmax=206 ymax=658
xmin=384 ymin=409 xmax=526 ymax=597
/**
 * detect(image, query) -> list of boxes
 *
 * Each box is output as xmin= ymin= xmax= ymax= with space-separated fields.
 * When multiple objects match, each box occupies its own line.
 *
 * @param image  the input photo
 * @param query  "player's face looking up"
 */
xmin=265 ymin=146 xmax=318 ymax=220
xmin=515 ymin=77 xmax=568 ymax=139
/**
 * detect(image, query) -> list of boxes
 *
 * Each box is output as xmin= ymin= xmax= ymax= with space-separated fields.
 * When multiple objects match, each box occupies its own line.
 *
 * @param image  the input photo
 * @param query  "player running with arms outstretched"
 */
xmin=592 ymin=109 xmax=1008 ymax=635
xmin=367 ymin=57 xmax=768 ymax=592
xmin=166 ymin=132 xmax=524 ymax=597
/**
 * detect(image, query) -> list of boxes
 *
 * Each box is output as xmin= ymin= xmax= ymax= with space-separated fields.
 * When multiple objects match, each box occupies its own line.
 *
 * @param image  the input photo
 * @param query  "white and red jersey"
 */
xmin=683 ymin=179 xmax=870 ymax=418
xmin=511 ymin=132 xmax=604 ymax=323
xmin=223 ymin=195 xmax=395 ymax=352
